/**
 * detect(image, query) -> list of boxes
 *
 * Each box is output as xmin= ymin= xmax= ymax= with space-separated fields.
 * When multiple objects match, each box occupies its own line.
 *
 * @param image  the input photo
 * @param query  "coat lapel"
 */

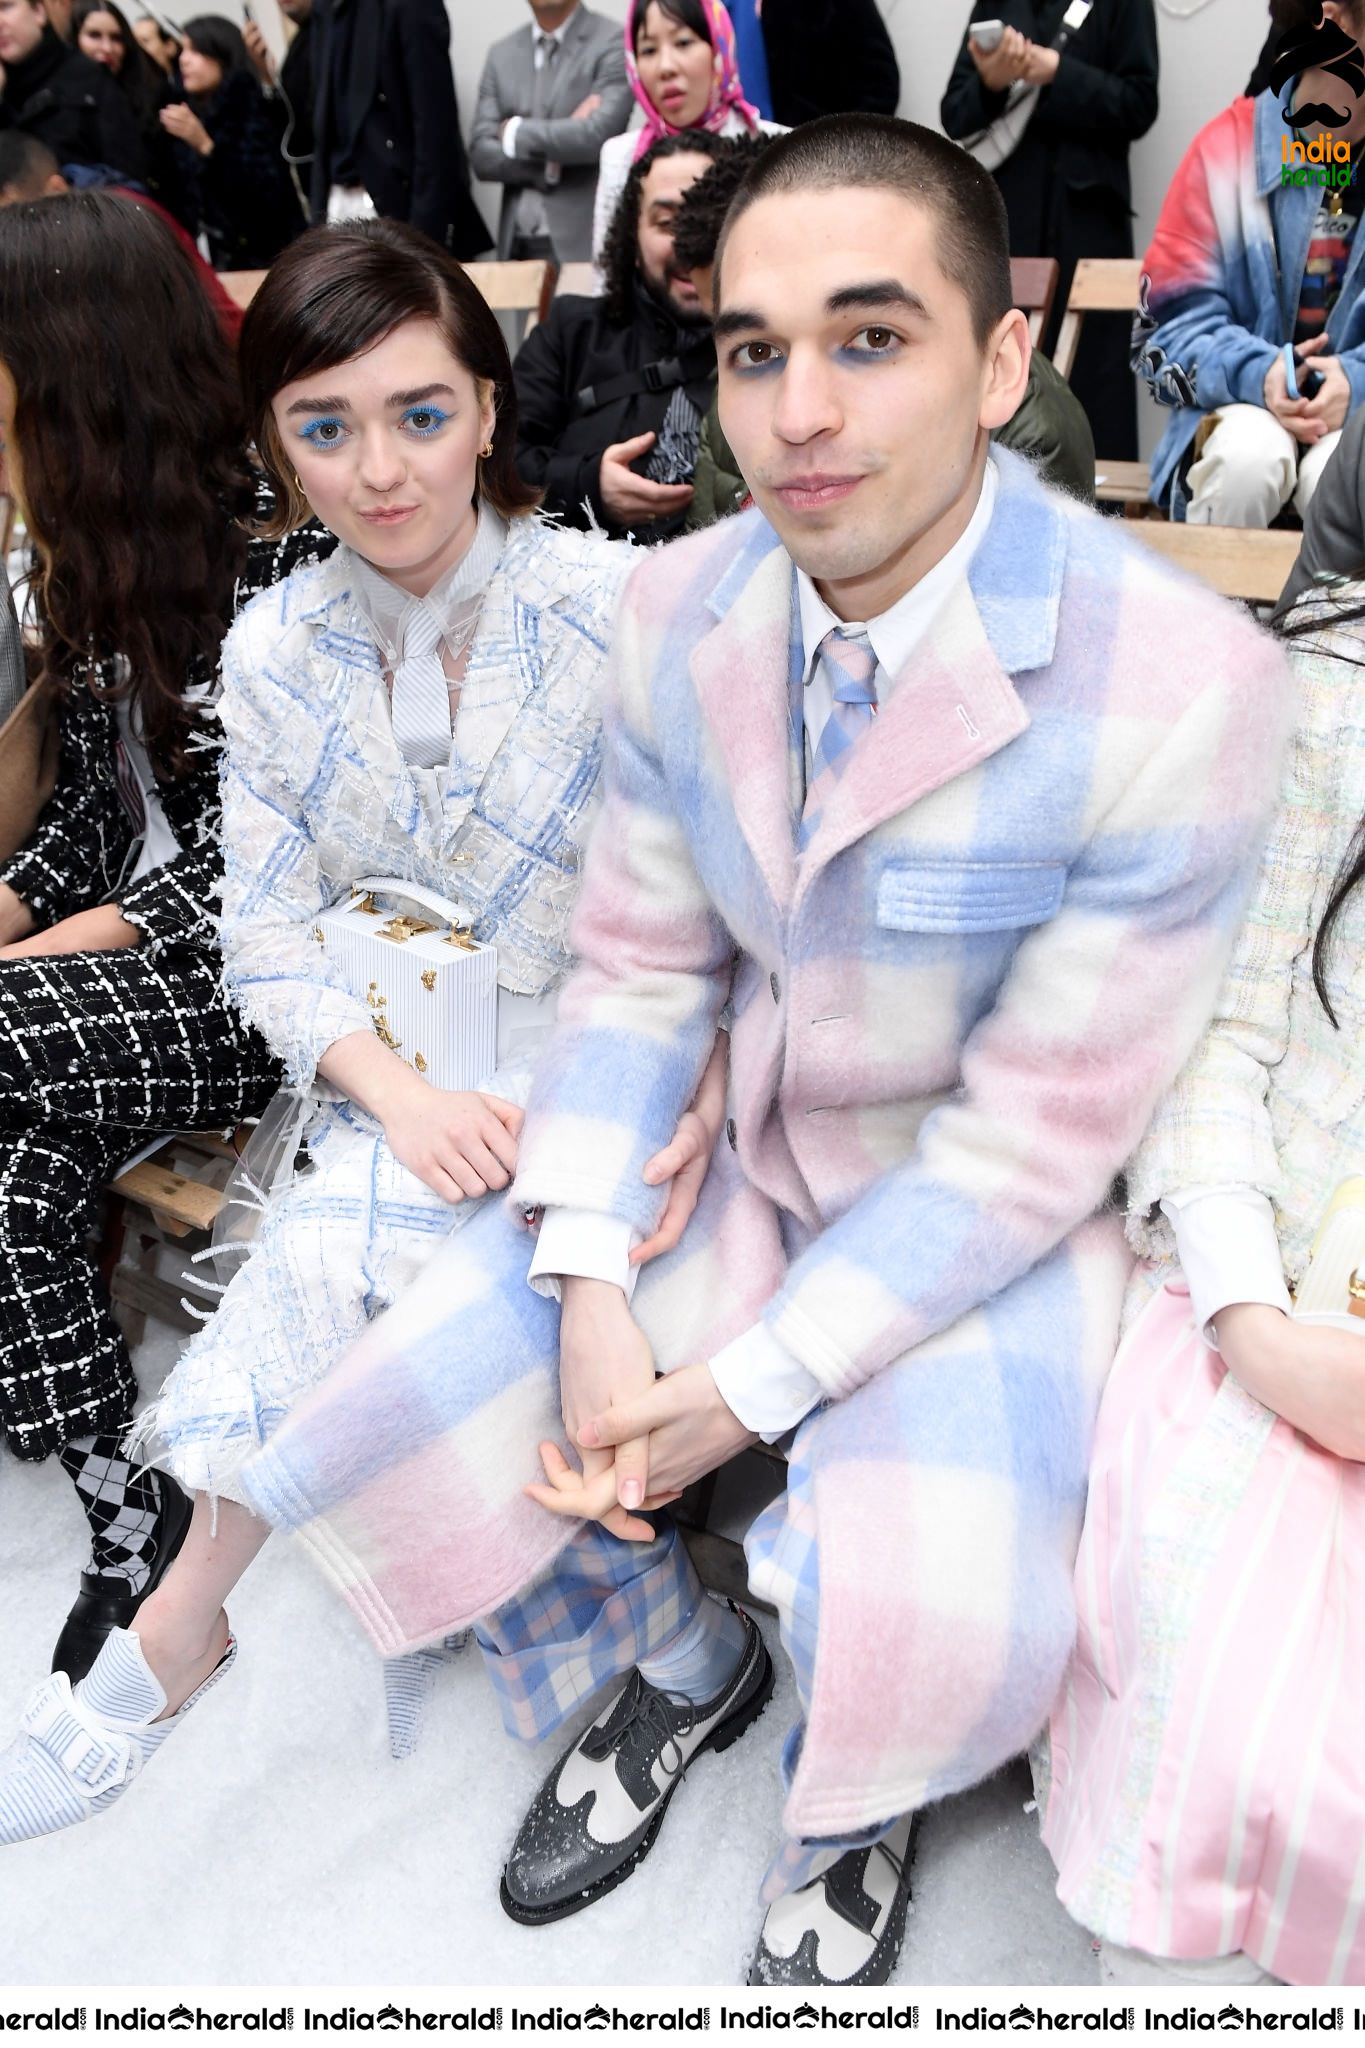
xmin=799 ymin=451 xmax=1067 ymax=880
xmin=689 ymin=523 xmax=800 ymax=917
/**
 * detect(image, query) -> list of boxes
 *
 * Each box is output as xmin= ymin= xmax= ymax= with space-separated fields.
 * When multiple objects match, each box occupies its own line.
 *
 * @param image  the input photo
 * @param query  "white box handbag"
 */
xmin=313 ymin=876 xmax=498 ymax=1093
xmin=1292 ymin=1176 xmax=1365 ymax=1333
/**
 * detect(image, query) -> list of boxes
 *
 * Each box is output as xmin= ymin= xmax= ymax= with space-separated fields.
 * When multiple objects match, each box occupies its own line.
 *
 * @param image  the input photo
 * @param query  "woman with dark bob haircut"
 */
xmin=0 ymin=217 xmax=727 ymax=1841
xmin=0 ymin=191 xmax=322 ymax=1687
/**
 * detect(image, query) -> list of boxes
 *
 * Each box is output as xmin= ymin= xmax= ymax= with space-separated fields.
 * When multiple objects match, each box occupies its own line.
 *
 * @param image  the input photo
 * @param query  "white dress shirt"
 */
xmin=1161 ymin=1185 xmax=1293 ymax=1344
xmin=529 ymin=461 xmax=1001 ymax=1437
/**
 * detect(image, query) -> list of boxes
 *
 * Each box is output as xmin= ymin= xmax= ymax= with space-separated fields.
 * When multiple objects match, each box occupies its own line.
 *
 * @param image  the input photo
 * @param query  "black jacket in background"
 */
xmin=310 ymin=0 xmax=489 ymax=257
xmin=762 ymin=0 xmax=899 ymax=124
xmin=173 ymin=68 xmax=306 ymax=270
xmin=0 ymin=26 xmax=147 ymax=181
xmin=513 ymin=285 xmax=715 ymax=541
xmin=278 ymin=15 xmax=315 ymax=171
xmin=941 ymin=0 xmax=1158 ymax=462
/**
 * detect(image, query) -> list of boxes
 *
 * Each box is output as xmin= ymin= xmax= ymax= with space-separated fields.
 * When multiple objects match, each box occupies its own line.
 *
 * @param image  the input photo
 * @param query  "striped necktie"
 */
xmin=389 ymin=600 xmax=452 ymax=771
xmin=800 ymin=626 xmax=879 ymax=848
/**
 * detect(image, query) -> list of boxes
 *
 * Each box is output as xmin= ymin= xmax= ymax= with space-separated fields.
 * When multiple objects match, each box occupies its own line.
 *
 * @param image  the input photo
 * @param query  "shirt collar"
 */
xmin=796 ymin=457 xmax=999 ymax=685
xmin=344 ymin=503 xmax=508 ymax=664
xmin=534 ymin=10 xmax=575 ymax=53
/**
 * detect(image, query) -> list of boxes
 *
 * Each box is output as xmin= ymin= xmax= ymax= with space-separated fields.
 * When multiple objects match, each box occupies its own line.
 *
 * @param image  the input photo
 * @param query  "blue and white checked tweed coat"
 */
xmin=145 ymin=514 xmax=633 ymax=1496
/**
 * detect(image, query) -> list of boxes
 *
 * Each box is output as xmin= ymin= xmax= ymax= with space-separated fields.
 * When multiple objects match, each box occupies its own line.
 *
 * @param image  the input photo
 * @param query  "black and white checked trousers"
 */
xmin=0 ymin=941 xmax=278 ymax=1461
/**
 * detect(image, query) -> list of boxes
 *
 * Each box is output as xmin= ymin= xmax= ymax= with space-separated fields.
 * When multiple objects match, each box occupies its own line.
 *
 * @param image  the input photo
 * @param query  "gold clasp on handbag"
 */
xmin=350 ymin=892 xmax=379 ymax=915
xmin=377 ymin=915 xmax=437 ymax=945
xmin=445 ymin=925 xmax=476 ymax=951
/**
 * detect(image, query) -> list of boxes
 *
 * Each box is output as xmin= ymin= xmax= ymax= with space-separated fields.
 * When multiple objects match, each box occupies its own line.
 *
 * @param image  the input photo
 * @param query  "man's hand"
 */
xmin=161 ymin=103 xmax=214 ymax=156
xmin=632 ymin=1030 xmax=729 ymax=1266
xmin=1217 ymin=1303 xmax=1365 ymax=1461
xmin=242 ymin=20 xmax=276 ymax=85
xmin=1264 ymin=336 xmax=1331 ymax=442
xmin=968 ymin=24 xmax=1030 ymax=93
xmin=570 ymin=92 xmax=602 ymax=120
xmin=526 ymin=1358 xmax=756 ymax=1538
xmin=599 ymin=433 xmax=694 ymax=528
xmin=1303 ymin=354 xmax=1352 ymax=435
xmin=0 ymin=902 xmax=139 ymax=959
xmin=557 ymin=1277 xmax=659 ymax=1535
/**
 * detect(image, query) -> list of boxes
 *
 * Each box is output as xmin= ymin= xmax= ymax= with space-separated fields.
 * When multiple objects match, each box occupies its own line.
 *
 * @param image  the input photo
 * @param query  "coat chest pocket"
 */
xmin=875 ymin=861 xmax=1066 ymax=935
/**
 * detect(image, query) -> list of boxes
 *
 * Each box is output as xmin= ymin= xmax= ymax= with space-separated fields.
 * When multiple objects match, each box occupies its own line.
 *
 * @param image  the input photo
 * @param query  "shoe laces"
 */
xmin=602 ymin=1683 xmax=697 ymax=1785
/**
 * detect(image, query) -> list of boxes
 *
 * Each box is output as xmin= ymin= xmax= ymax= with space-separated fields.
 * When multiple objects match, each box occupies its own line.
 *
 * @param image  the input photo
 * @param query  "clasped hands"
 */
xmin=1263 ymin=334 xmax=1352 ymax=442
xmin=525 ymin=1276 xmax=757 ymax=1542
xmin=968 ymin=25 xmax=1060 ymax=94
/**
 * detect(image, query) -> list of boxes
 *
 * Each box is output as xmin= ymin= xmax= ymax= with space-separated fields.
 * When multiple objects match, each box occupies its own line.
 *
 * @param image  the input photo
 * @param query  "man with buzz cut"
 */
xmin=236 ymin=114 xmax=1290 ymax=1986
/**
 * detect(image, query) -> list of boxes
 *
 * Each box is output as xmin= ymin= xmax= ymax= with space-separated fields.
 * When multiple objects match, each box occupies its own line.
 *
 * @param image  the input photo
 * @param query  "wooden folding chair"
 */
xmin=1050 ymin=257 xmax=1151 ymax=510
xmin=1009 ymin=255 xmax=1059 ymax=347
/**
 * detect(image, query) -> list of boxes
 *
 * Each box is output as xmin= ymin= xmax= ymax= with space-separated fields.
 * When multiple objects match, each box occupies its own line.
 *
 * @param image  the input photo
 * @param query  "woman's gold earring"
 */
xmin=479 ymin=440 xmax=494 ymax=459
xmin=292 ymin=471 xmax=305 ymax=494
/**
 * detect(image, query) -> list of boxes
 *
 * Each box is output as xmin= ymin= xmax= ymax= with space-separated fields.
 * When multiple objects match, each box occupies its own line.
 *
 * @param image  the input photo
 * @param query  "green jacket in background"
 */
xmin=685 ymin=347 xmax=1096 ymax=533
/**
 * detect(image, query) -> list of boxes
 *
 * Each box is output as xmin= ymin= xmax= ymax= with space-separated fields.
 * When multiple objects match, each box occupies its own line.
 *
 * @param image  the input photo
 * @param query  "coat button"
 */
xmin=770 ymin=970 xmax=781 ymax=1003
xmin=725 ymin=1117 xmax=737 ymax=1150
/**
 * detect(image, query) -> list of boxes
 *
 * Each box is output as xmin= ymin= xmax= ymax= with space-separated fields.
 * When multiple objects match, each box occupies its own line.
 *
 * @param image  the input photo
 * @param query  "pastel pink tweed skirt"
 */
xmin=1045 ymin=1280 xmax=1365 ymax=1987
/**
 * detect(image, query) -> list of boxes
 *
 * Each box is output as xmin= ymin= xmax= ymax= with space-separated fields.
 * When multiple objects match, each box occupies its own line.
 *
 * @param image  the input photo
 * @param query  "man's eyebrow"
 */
xmin=284 ymin=393 xmax=351 ymax=416
xmin=826 ymin=281 xmax=930 ymax=319
xmin=713 ymin=306 xmax=767 ymax=341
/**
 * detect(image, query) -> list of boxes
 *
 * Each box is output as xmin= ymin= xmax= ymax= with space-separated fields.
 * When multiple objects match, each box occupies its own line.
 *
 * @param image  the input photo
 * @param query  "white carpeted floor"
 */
xmin=0 ymin=1318 xmax=1099 ymax=1990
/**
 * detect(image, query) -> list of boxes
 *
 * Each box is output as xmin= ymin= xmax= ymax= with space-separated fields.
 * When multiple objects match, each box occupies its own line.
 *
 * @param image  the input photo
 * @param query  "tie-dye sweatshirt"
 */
xmin=1136 ymin=88 xmax=1365 ymax=511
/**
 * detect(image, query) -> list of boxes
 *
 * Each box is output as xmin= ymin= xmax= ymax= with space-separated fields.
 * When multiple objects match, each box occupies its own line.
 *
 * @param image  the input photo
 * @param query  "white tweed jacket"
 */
xmin=1128 ymin=588 xmax=1365 ymax=1285
xmin=215 ymin=515 xmax=631 ymax=1090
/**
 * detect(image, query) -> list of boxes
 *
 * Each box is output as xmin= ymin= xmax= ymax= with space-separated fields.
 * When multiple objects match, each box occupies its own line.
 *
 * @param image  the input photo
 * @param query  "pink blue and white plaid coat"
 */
xmin=243 ymin=451 xmax=1291 ymax=1835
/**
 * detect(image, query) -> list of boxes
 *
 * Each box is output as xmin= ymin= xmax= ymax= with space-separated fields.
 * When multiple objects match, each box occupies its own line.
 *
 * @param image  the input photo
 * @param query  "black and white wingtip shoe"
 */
xmin=500 ymin=1607 xmax=774 ymax=1925
xmin=747 ymin=1815 xmax=918 ymax=1986
xmin=52 ymin=1471 xmax=194 ymax=1686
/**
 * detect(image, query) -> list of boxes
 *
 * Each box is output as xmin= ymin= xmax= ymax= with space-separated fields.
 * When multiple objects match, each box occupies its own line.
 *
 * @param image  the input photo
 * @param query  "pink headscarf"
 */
xmin=624 ymin=0 xmax=762 ymax=161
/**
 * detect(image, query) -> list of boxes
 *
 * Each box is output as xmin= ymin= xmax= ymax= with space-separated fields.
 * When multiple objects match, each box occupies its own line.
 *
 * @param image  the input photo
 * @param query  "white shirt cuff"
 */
xmin=502 ymin=114 xmax=522 ymax=158
xmin=528 ymin=1206 xmax=640 ymax=1304
xmin=708 ymin=1322 xmax=826 ymax=1442
xmin=1161 ymin=1184 xmax=1292 ymax=1346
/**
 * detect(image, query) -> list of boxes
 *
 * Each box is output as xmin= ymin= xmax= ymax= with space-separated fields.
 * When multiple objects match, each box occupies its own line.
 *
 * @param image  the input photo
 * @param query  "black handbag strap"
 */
xmin=572 ymin=341 xmax=714 ymax=420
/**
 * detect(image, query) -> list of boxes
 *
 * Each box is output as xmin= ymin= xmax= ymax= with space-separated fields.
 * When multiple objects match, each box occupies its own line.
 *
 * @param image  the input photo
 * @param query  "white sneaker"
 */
xmin=0 ymin=1626 xmax=235 ymax=1845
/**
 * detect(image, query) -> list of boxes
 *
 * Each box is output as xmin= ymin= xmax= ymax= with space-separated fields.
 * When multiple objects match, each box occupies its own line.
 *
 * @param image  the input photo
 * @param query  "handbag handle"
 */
xmin=347 ymin=875 xmax=476 ymax=931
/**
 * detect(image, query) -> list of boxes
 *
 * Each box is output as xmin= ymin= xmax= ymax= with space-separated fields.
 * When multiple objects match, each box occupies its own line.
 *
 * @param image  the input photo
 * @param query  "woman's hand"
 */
xmin=380 ymin=1074 xmax=523 ymax=1203
xmin=0 ymin=902 xmax=139 ymax=960
xmin=0 ymin=880 xmax=34 ymax=947
xmin=1217 ymin=1303 xmax=1365 ymax=1461
xmin=631 ymin=1029 xmax=729 ymax=1267
xmin=1019 ymin=41 xmax=1060 ymax=86
xmin=969 ymin=24 xmax=1030 ymax=93
xmin=160 ymin=103 xmax=214 ymax=155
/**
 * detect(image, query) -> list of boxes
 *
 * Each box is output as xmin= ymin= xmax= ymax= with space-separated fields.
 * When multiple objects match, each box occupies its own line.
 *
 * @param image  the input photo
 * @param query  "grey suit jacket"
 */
xmin=1276 ymin=403 xmax=1365 ymax=619
xmin=469 ymin=4 xmax=633 ymax=263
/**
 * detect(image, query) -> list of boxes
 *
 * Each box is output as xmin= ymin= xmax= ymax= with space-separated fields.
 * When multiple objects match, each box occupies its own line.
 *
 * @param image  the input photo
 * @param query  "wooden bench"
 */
xmin=1050 ymin=257 xmax=1152 ymax=510
xmin=1124 ymin=521 xmax=1301 ymax=606
xmin=219 ymin=259 xmax=556 ymax=329
xmin=102 ymin=1131 xmax=245 ymax=1347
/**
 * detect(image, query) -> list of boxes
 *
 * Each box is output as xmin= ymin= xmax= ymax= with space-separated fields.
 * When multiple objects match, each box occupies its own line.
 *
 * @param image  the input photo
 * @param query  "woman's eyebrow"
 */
xmin=284 ymin=393 xmax=351 ymax=416
xmin=386 ymin=383 xmax=457 ymax=408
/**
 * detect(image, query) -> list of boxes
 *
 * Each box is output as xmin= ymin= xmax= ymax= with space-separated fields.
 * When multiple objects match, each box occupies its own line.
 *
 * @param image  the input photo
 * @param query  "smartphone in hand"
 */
xmin=970 ymin=18 xmax=1005 ymax=48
